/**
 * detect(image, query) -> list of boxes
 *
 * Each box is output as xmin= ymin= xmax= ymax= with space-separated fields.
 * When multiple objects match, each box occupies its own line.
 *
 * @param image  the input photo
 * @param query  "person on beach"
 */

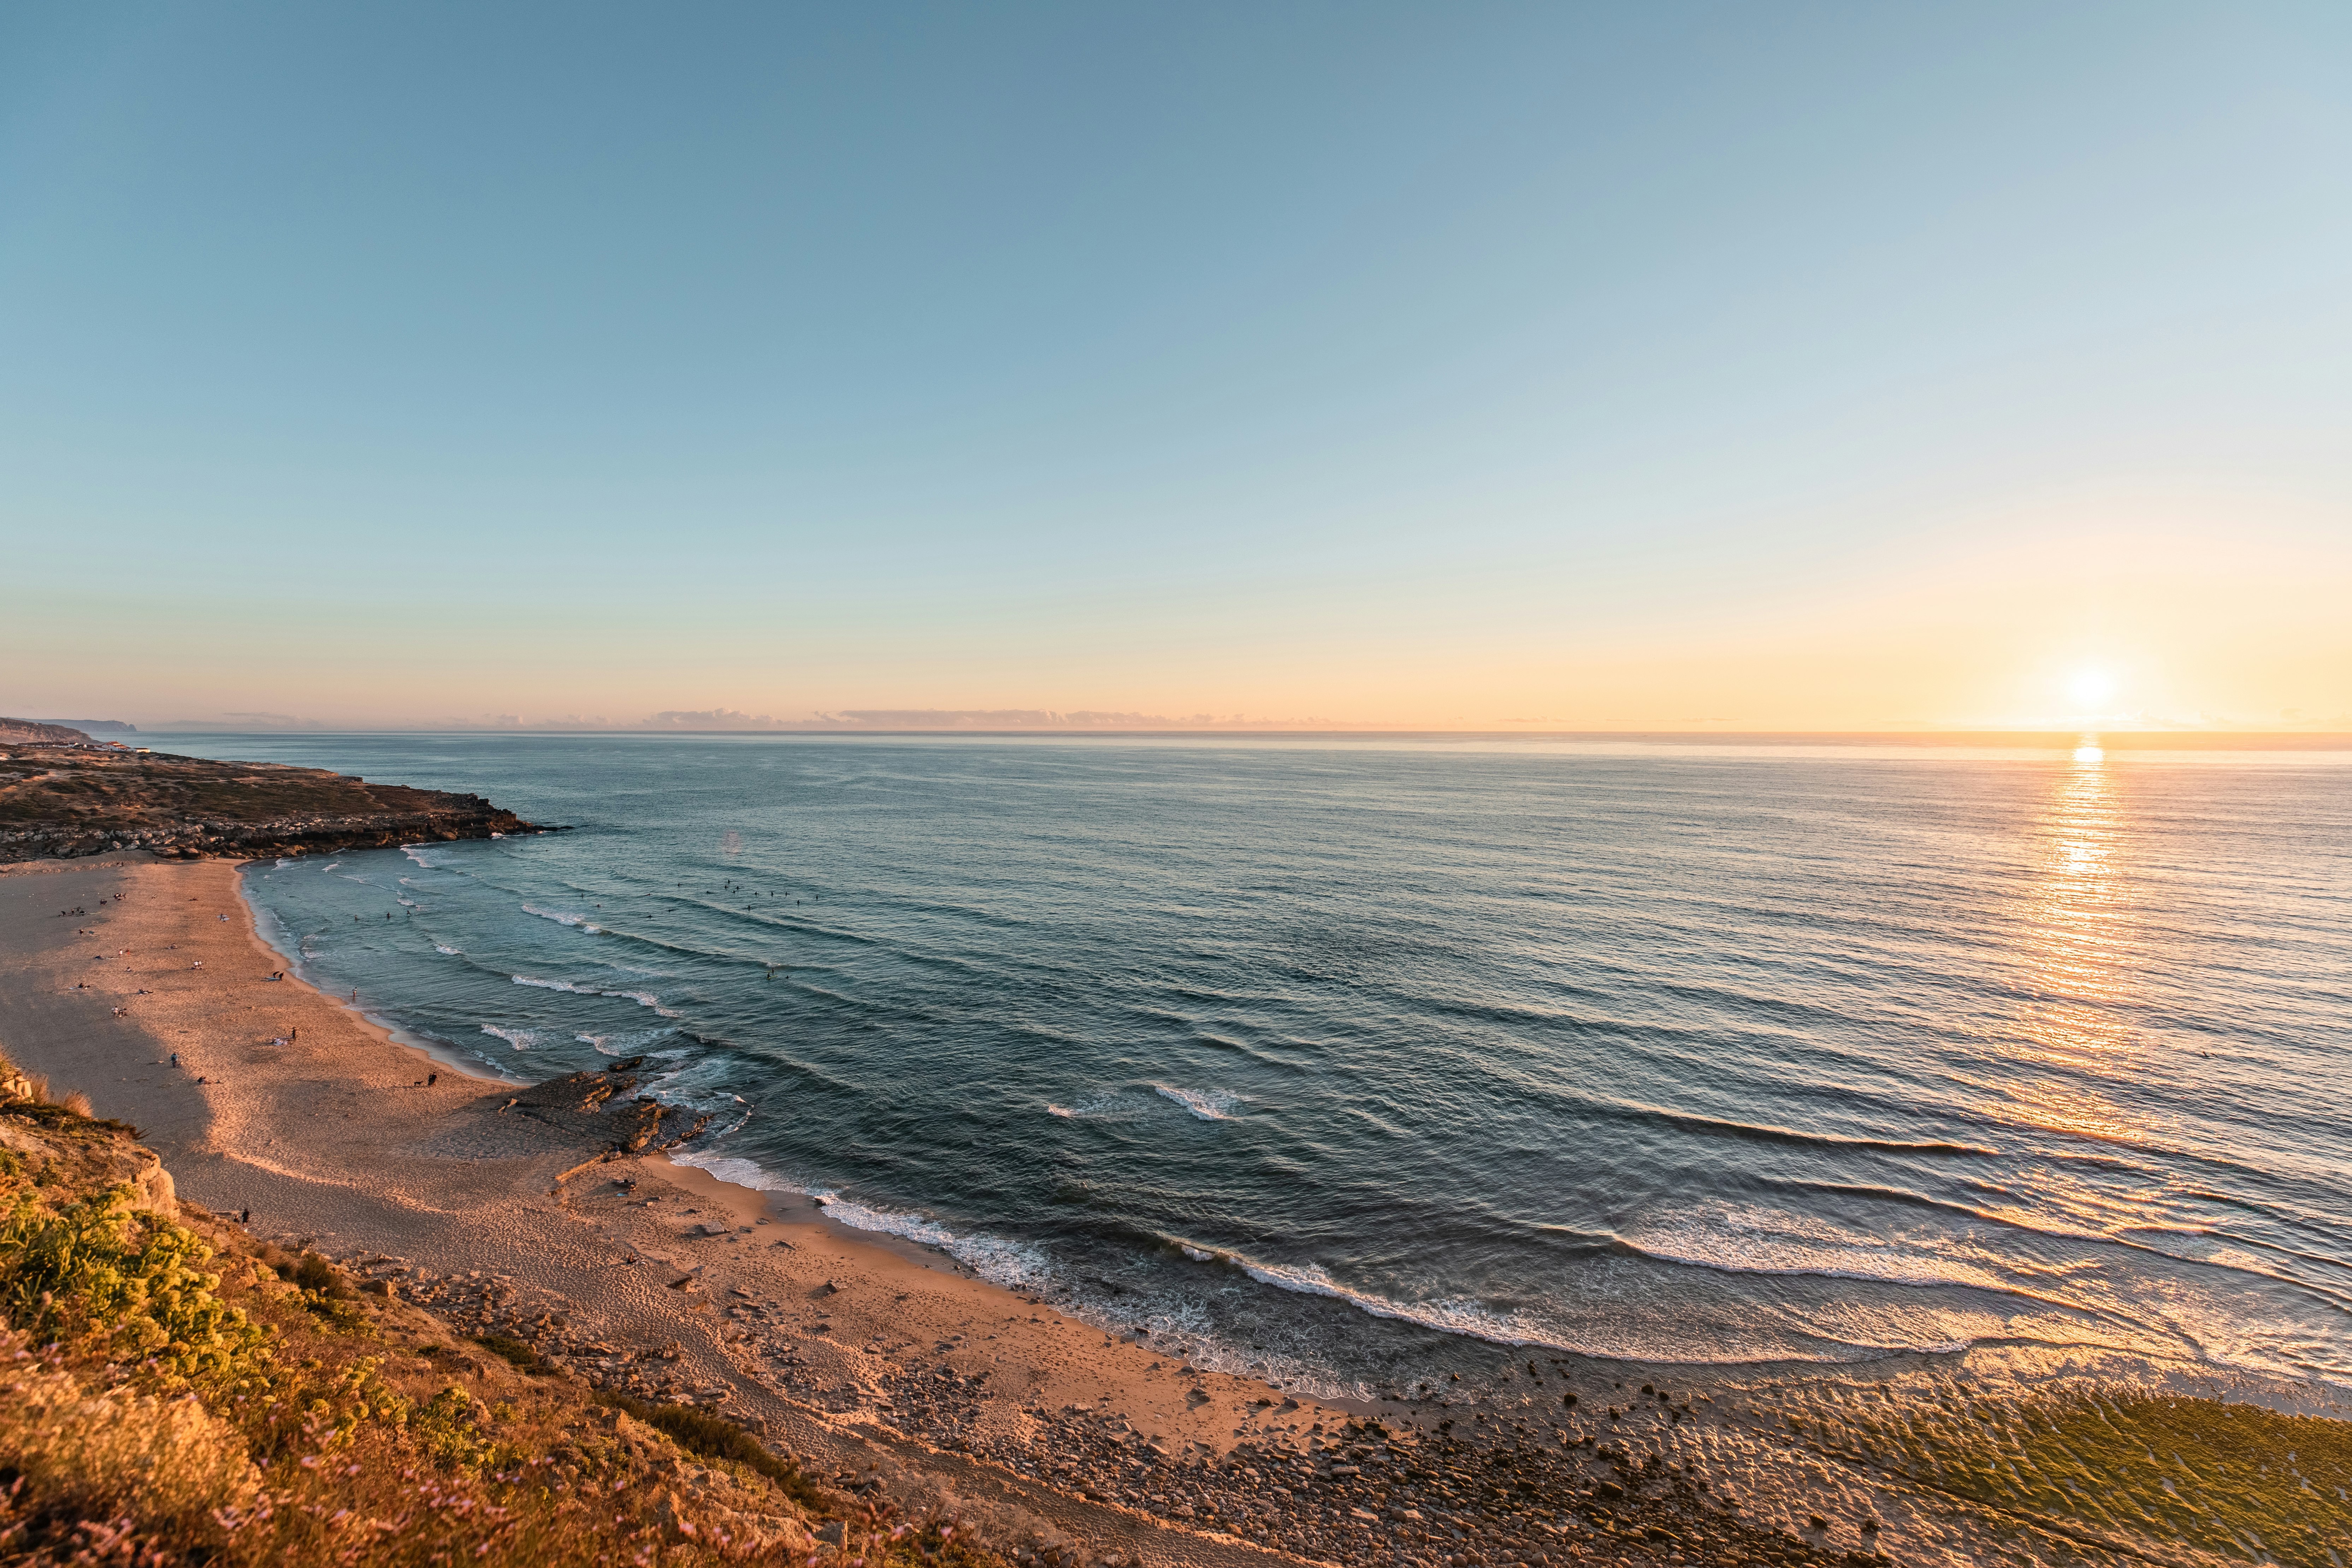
xmin=170 ymin=1052 xmax=179 ymax=1067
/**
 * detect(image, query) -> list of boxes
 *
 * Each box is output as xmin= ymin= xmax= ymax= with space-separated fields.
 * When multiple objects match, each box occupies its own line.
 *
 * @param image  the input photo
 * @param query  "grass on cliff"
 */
xmin=0 ymin=1056 xmax=1012 ymax=1568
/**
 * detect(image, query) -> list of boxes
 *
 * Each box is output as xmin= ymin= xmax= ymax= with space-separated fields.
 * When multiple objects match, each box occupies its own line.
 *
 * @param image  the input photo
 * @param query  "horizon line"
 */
xmin=113 ymin=727 xmax=2352 ymax=750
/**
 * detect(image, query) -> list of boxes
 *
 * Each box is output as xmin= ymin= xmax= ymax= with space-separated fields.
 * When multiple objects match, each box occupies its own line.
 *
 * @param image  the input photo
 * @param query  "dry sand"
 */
xmin=0 ymin=853 xmax=1372 ymax=1568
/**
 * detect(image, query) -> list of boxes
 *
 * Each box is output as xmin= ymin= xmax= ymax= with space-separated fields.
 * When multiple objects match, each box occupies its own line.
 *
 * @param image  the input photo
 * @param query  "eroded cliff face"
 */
xmin=0 ymin=745 xmax=552 ymax=862
xmin=0 ymin=1084 xmax=177 ymax=1214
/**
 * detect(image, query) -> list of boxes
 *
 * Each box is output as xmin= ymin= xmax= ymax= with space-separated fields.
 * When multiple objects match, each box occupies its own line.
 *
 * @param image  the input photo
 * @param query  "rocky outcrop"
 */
xmin=0 ymin=744 xmax=556 ymax=863
xmin=0 ymin=1099 xmax=178 ymax=1214
xmin=504 ymin=1060 xmax=715 ymax=1157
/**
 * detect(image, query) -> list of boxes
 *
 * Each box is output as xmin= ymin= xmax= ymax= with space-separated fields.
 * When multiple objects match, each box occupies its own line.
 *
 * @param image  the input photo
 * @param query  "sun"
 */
xmin=2067 ymin=668 xmax=2116 ymax=709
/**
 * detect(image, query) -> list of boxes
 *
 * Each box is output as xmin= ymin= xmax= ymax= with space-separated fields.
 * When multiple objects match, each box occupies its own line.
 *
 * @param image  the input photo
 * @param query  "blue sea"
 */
xmin=163 ymin=733 xmax=2352 ymax=1399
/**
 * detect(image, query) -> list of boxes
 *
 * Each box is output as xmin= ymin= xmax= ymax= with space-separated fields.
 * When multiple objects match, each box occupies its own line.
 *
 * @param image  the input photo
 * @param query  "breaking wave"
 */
xmin=1155 ymin=1085 xmax=1245 ymax=1121
xmin=509 ymin=974 xmax=681 ymax=1017
xmin=670 ymin=1152 xmax=1057 ymax=1288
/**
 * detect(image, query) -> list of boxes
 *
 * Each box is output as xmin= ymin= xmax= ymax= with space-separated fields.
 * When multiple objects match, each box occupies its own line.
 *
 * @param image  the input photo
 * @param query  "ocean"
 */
xmin=168 ymin=733 xmax=2352 ymax=1401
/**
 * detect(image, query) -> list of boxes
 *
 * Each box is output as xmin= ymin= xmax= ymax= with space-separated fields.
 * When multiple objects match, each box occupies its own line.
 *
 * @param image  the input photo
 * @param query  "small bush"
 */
xmin=0 ymin=1183 xmax=272 ymax=1385
xmin=0 ymin=1336 xmax=261 ymax=1531
xmin=473 ymin=1332 xmax=552 ymax=1374
xmin=592 ymin=1390 xmax=825 ymax=1505
xmin=289 ymin=1250 xmax=344 ymax=1296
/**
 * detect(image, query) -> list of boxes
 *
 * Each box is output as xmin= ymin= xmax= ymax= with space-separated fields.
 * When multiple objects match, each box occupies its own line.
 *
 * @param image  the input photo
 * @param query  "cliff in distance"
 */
xmin=0 ymin=717 xmax=112 ymax=747
xmin=0 ymin=741 xmax=553 ymax=862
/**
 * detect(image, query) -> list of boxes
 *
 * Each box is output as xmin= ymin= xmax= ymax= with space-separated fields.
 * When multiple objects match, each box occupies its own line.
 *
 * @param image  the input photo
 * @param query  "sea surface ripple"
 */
xmin=195 ymin=733 xmax=2352 ymax=1398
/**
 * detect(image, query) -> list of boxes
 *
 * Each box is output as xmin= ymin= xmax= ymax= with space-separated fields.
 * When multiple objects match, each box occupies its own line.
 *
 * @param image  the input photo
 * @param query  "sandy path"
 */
xmin=0 ymin=854 xmax=1365 ymax=1568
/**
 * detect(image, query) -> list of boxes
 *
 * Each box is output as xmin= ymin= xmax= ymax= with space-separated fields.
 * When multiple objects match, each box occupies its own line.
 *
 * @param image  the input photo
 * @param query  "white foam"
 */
xmin=481 ymin=1025 xmax=538 ymax=1050
xmin=574 ymin=1027 xmax=676 ymax=1057
xmin=1046 ymin=1094 xmax=1142 ymax=1120
xmin=674 ymin=1153 xmax=791 ymax=1191
xmin=816 ymin=1194 xmax=1057 ymax=1288
xmin=1618 ymin=1199 xmax=2025 ymax=1296
xmin=435 ymin=944 xmax=461 ymax=956
xmin=508 ymin=974 xmax=678 ymax=1015
xmin=1209 ymin=1250 xmax=1851 ymax=1365
xmin=247 ymin=899 xmax=299 ymax=970
xmin=669 ymin=1153 xmax=1055 ymax=1288
xmin=524 ymin=903 xmax=602 ymax=933
xmin=398 ymin=846 xmax=439 ymax=868
xmin=1235 ymin=1255 xmax=1568 ymax=1349
xmin=1155 ymin=1085 xmax=1244 ymax=1121
xmin=610 ymin=988 xmax=678 ymax=1016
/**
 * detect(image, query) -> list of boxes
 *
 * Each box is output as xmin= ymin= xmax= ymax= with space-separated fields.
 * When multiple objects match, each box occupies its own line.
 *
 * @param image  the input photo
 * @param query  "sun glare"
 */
xmin=2066 ymin=668 xmax=2116 ymax=709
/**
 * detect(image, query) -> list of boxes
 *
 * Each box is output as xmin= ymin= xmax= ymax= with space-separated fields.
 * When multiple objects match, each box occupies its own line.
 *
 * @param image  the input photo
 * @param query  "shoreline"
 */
xmin=6 ymin=851 xmax=2347 ymax=1568
xmin=241 ymin=882 xmax=541 ymax=1087
xmin=0 ymin=853 xmax=1405 ymax=1566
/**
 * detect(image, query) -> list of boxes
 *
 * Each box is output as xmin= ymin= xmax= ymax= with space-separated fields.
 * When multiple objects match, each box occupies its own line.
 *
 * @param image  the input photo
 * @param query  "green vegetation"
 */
xmin=476 ymin=1329 xmax=561 ymax=1374
xmin=593 ymin=1390 xmax=829 ymax=1507
xmin=0 ymin=1050 xmax=1010 ymax=1567
xmin=0 ymin=1179 xmax=271 ymax=1381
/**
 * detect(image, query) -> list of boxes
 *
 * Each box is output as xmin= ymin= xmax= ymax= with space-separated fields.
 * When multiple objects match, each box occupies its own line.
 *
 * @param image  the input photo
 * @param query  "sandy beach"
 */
xmin=0 ymin=854 xmax=1383 ymax=1566
xmin=7 ymin=851 xmax=2347 ymax=1568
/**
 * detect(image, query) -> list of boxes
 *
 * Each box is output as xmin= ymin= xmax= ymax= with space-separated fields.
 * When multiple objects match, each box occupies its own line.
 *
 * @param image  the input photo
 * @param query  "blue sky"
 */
xmin=4 ymin=3 xmax=2347 ymax=729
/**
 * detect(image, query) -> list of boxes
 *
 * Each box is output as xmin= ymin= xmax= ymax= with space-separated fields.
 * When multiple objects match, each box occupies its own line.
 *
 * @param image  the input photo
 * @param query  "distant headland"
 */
xmin=0 ymin=725 xmax=555 ymax=862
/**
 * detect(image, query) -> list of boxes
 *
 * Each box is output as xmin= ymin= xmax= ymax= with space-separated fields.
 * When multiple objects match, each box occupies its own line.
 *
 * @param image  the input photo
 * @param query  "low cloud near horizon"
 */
xmin=134 ymin=707 xmax=1353 ymax=733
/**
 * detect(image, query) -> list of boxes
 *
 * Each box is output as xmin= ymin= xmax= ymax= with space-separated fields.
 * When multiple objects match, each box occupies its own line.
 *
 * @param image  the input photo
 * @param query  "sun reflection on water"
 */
xmin=1999 ymin=747 xmax=2158 ymax=1147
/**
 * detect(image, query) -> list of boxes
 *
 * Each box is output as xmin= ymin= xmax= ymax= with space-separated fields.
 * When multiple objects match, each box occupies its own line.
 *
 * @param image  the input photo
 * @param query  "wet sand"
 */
xmin=6 ymin=853 xmax=2346 ymax=1568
